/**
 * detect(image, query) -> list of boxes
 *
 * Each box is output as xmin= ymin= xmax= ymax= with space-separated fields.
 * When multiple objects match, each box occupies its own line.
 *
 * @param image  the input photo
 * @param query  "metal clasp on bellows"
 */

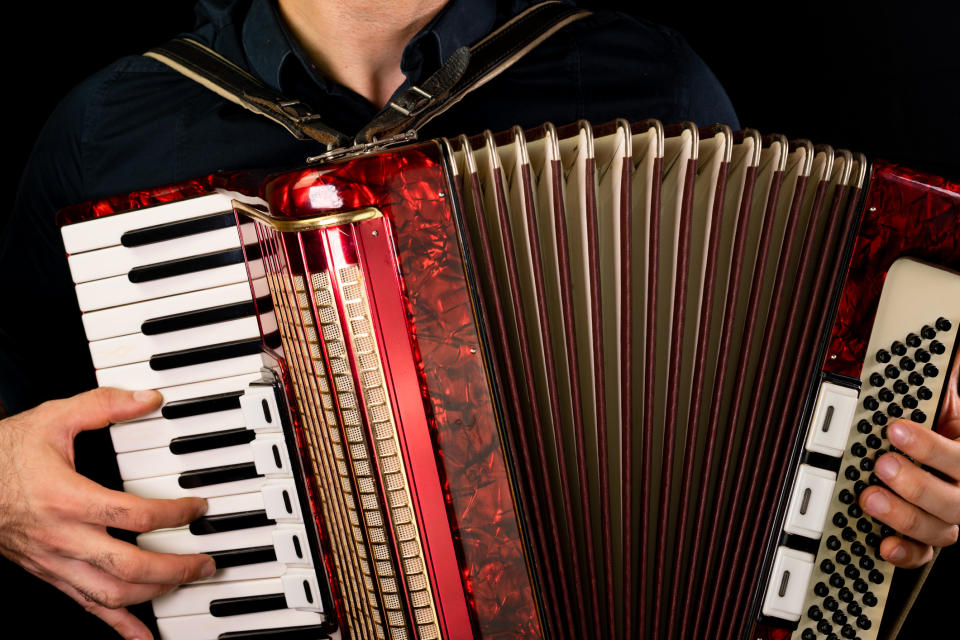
xmin=305 ymin=130 xmax=418 ymax=165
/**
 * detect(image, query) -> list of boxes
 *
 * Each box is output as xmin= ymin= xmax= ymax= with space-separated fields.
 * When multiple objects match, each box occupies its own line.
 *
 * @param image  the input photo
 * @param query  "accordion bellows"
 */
xmin=57 ymin=118 xmax=960 ymax=640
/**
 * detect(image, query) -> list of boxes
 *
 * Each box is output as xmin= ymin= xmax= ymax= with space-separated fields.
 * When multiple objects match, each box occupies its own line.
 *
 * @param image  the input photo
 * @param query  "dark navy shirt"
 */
xmin=0 ymin=0 xmax=735 ymax=633
xmin=1 ymin=0 xmax=736 ymax=415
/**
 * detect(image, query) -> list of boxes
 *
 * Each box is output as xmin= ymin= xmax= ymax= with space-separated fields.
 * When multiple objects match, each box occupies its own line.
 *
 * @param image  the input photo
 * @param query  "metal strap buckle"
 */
xmin=388 ymin=86 xmax=433 ymax=117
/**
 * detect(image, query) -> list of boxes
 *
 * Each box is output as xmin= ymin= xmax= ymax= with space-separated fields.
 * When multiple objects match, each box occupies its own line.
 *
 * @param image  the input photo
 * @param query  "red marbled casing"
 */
xmin=825 ymin=160 xmax=960 ymax=378
xmin=255 ymin=141 xmax=543 ymax=640
xmin=59 ymin=141 xmax=544 ymax=640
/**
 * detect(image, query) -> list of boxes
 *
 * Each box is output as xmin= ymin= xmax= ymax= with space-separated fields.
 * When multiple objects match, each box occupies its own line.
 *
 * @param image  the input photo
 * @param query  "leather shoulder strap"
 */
xmin=144 ymin=39 xmax=349 ymax=149
xmin=144 ymin=1 xmax=589 ymax=150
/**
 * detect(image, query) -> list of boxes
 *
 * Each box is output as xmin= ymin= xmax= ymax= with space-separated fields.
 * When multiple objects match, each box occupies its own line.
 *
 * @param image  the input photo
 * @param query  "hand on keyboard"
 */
xmin=0 ymin=387 xmax=215 ymax=640
xmin=860 ymin=357 xmax=960 ymax=568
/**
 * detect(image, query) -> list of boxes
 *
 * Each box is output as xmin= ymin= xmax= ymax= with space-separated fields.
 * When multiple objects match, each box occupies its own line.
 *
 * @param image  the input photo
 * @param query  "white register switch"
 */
xmin=805 ymin=382 xmax=859 ymax=458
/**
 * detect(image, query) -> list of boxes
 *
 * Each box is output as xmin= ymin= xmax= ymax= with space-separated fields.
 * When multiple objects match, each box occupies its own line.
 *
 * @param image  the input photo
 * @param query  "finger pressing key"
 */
xmin=860 ymin=485 xmax=959 ymax=547
xmin=55 ymin=554 xmax=178 ymax=609
xmin=887 ymin=420 xmax=960 ymax=481
xmin=872 ymin=451 xmax=960 ymax=525
xmin=878 ymin=535 xmax=935 ymax=569
xmin=78 ymin=478 xmax=208 ymax=532
xmin=74 ymin=533 xmax=216 ymax=585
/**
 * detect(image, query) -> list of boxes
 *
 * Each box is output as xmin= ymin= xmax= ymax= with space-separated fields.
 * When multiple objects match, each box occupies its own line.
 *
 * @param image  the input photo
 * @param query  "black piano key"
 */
xmin=128 ymin=243 xmax=262 ymax=284
xmin=207 ymin=545 xmax=277 ymax=569
xmin=142 ymin=297 xmax=273 ymax=335
xmin=210 ymin=593 xmax=288 ymax=617
xmin=120 ymin=211 xmax=236 ymax=248
xmin=178 ymin=462 xmax=261 ymax=488
xmin=219 ymin=626 xmax=332 ymax=640
xmin=190 ymin=510 xmax=275 ymax=535
xmin=149 ymin=338 xmax=262 ymax=371
xmin=170 ymin=428 xmax=256 ymax=454
xmin=129 ymin=247 xmax=242 ymax=283
xmin=162 ymin=391 xmax=243 ymax=419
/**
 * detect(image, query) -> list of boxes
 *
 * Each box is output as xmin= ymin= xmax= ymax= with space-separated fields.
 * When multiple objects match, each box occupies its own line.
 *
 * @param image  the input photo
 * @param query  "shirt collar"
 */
xmin=240 ymin=0 xmax=501 ymax=95
xmin=242 ymin=0 xmax=297 ymax=92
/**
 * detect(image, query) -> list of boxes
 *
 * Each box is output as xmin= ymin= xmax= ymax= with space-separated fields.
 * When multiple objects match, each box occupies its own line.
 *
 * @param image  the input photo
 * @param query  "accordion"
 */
xmin=57 ymin=119 xmax=960 ymax=640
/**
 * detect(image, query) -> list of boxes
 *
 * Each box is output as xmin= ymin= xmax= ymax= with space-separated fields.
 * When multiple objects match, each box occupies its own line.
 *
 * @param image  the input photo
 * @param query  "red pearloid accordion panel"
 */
xmin=57 ymin=122 xmax=960 ymax=640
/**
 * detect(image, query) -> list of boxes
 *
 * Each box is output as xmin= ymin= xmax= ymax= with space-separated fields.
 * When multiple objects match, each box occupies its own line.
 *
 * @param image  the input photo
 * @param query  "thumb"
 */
xmin=38 ymin=387 xmax=163 ymax=438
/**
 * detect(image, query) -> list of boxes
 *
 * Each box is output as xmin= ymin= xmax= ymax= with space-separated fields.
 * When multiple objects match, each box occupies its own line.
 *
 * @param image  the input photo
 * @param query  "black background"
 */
xmin=3 ymin=0 xmax=959 ymax=636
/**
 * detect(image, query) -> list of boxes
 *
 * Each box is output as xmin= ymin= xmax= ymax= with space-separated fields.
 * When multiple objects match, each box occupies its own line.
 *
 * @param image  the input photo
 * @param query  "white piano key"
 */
xmin=138 ymin=523 xmax=310 ymax=560
xmin=201 ymin=481 xmax=306 ymax=521
xmin=123 ymin=474 xmax=267 ymax=500
xmin=129 ymin=373 xmax=265 ymax=422
xmin=805 ymin=382 xmax=860 ymax=458
xmin=761 ymin=547 xmax=815 ymax=622
xmin=61 ymin=193 xmax=234 ymax=254
xmin=282 ymin=571 xmax=323 ymax=611
xmin=111 ymin=379 xmax=284 ymax=452
xmin=76 ymin=259 xmax=264 ymax=313
xmin=252 ymin=435 xmax=293 ymax=477
xmin=197 ymin=560 xmax=287 ymax=584
xmin=153 ymin=569 xmax=322 ymax=618
xmin=157 ymin=608 xmax=326 ymax=640
xmin=110 ymin=409 xmax=247 ymax=453
xmin=82 ymin=280 xmax=268 ymax=341
xmin=96 ymin=353 xmax=269 ymax=390
xmin=138 ymin=524 xmax=276 ymax=555
xmin=272 ymin=526 xmax=312 ymax=566
xmin=783 ymin=465 xmax=838 ymax=539
xmin=117 ymin=442 xmax=255 ymax=481
xmin=68 ymin=225 xmax=251 ymax=284
xmin=90 ymin=315 xmax=271 ymax=369
xmin=240 ymin=384 xmax=284 ymax=433
xmin=204 ymin=492 xmax=265 ymax=517
xmin=154 ymin=576 xmax=284 ymax=617
xmin=262 ymin=481 xmax=303 ymax=522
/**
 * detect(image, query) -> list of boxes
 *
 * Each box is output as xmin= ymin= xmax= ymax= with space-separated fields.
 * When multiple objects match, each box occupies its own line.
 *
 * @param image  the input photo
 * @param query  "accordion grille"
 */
xmin=266 ymin=268 xmax=386 ymax=640
xmin=261 ymin=218 xmax=441 ymax=640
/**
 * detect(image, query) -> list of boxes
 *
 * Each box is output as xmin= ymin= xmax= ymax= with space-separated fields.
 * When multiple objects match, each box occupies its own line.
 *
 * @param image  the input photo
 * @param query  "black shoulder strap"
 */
xmin=145 ymin=1 xmax=589 ymax=150
xmin=144 ymin=39 xmax=350 ymax=149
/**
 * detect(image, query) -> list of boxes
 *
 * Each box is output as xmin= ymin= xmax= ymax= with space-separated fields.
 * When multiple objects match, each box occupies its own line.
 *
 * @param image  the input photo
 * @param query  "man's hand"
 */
xmin=0 ymin=387 xmax=214 ymax=640
xmin=860 ymin=357 xmax=960 ymax=568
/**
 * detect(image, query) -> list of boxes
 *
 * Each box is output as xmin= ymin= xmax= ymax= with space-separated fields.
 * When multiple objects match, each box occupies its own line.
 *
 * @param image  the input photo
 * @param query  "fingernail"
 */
xmin=202 ymin=559 xmax=216 ymax=578
xmin=875 ymin=454 xmax=900 ymax=481
xmin=887 ymin=544 xmax=906 ymax=562
xmin=864 ymin=490 xmax=891 ymax=515
xmin=888 ymin=422 xmax=912 ymax=447
xmin=196 ymin=498 xmax=209 ymax=517
xmin=133 ymin=389 xmax=161 ymax=404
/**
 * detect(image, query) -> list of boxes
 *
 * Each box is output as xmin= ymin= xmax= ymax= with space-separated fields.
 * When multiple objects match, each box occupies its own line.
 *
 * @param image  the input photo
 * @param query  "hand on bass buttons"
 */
xmin=860 ymin=359 xmax=960 ymax=568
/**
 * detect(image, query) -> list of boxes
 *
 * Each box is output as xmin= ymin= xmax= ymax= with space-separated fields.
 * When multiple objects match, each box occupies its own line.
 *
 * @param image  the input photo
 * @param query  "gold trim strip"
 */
xmin=233 ymin=200 xmax=383 ymax=232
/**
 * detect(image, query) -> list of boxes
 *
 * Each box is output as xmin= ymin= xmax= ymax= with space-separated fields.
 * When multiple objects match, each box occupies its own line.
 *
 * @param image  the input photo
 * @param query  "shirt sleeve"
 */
xmin=0 ymin=83 xmax=96 ymax=414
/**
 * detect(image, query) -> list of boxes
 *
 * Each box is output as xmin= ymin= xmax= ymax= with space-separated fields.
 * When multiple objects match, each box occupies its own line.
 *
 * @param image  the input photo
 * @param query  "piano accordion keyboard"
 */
xmin=60 ymin=193 xmax=337 ymax=640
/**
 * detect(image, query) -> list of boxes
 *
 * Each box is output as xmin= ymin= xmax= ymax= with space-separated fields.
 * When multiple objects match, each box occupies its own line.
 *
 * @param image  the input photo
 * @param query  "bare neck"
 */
xmin=277 ymin=0 xmax=449 ymax=109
